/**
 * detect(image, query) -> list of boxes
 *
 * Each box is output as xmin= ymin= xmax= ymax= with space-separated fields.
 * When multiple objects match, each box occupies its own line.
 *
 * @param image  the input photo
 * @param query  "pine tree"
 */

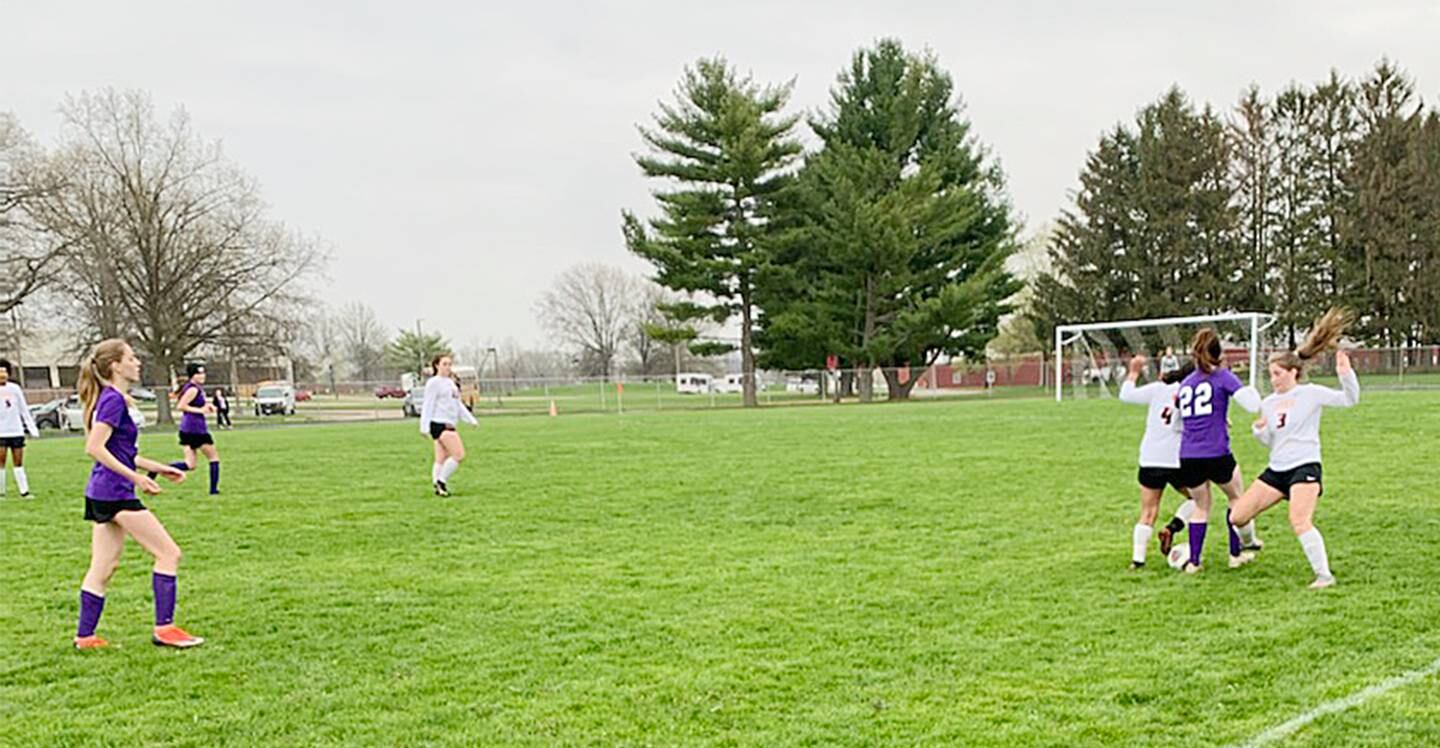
xmin=622 ymin=58 xmax=802 ymax=407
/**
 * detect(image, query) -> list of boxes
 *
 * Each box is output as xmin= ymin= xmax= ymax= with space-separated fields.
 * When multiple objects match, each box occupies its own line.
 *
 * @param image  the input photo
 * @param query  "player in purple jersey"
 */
xmin=1230 ymin=309 xmax=1356 ymax=589
xmin=173 ymin=363 xmax=221 ymax=494
xmin=73 ymin=339 xmax=204 ymax=650
xmin=1174 ymin=328 xmax=1264 ymax=573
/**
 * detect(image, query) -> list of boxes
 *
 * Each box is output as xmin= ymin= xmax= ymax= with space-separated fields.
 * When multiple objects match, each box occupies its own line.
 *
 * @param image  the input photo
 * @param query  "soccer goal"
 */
xmin=1054 ymin=312 xmax=1276 ymax=402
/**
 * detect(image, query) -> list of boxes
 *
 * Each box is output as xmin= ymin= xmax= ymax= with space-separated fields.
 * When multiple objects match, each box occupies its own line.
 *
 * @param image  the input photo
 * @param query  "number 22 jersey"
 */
xmin=1177 ymin=367 xmax=1260 ymax=459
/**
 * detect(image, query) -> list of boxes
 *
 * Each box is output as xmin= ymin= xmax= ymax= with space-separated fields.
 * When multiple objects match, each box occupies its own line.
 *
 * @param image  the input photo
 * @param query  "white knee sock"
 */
xmin=1174 ymin=499 xmax=1197 ymax=523
xmin=431 ymin=462 xmax=441 ymax=483
xmin=1298 ymin=528 xmax=1332 ymax=579
xmin=13 ymin=467 xmax=28 ymax=495
xmin=439 ymin=458 xmax=459 ymax=483
xmin=1132 ymin=523 xmax=1153 ymax=564
xmin=1237 ymin=520 xmax=1258 ymax=545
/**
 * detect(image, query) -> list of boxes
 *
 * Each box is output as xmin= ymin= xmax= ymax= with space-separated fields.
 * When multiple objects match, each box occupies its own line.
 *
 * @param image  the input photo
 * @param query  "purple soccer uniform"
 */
xmin=1177 ymin=367 xmax=1243 ymax=459
xmin=178 ymin=382 xmax=208 ymax=434
xmin=85 ymin=386 xmax=138 ymax=501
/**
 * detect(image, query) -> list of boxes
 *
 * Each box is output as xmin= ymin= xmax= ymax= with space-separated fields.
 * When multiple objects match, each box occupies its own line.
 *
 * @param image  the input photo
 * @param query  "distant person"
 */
xmin=1230 ymin=309 xmax=1357 ymax=589
xmin=0 ymin=358 xmax=40 ymax=498
xmin=213 ymin=387 xmax=232 ymax=430
xmin=420 ymin=353 xmax=477 ymax=497
xmin=172 ymin=363 xmax=221 ymax=495
xmin=1159 ymin=347 xmax=1181 ymax=377
xmin=73 ymin=338 xmax=203 ymax=649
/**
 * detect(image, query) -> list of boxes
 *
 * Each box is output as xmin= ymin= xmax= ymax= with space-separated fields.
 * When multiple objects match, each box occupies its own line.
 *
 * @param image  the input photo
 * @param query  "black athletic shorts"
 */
xmin=429 ymin=422 xmax=456 ymax=440
xmin=0 ymin=436 xmax=25 ymax=449
xmin=1178 ymin=453 xmax=1238 ymax=489
xmin=84 ymin=498 xmax=147 ymax=523
xmin=178 ymin=431 xmax=214 ymax=448
xmin=1138 ymin=466 xmax=1186 ymax=492
xmin=1258 ymin=462 xmax=1323 ymax=499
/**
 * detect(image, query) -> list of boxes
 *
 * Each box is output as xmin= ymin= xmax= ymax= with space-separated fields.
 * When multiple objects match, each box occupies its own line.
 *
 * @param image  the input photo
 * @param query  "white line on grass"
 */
xmin=1234 ymin=655 xmax=1440 ymax=748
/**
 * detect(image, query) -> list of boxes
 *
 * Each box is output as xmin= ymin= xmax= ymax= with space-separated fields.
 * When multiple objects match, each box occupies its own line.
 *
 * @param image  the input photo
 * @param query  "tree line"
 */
xmin=1028 ymin=60 xmax=1440 ymax=351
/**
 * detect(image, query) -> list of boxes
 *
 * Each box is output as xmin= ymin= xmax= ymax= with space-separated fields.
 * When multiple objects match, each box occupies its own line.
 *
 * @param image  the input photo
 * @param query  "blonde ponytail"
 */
xmin=78 ymin=339 xmax=130 ymax=431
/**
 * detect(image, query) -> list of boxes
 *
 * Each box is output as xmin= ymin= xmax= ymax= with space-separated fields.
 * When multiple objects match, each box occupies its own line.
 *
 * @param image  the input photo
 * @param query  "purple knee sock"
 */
xmin=1226 ymin=510 xmax=1242 ymax=556
xmin=77 ymin=590 xmax=105 ymax=637
xmin=153 ymin=572 xmax=176 ymax=627
xmin=208 ymin=462 xmax=220 ymax=494
xmin=1188 ymin=522 xmax=1208 ymax=567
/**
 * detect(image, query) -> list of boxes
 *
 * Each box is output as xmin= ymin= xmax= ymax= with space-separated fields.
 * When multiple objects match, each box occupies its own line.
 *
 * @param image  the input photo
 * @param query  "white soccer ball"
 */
xmin=1166 ymin=543 xmax=1191 ymax=570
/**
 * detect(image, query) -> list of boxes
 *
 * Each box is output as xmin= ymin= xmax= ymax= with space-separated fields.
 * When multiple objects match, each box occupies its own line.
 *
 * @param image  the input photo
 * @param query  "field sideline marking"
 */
xmin=1234 ymin=655 xmax=1440 ymax=747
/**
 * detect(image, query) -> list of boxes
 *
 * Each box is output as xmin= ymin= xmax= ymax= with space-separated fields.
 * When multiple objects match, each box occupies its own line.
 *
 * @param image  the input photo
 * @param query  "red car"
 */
xmin=374 ymin=386 xmax=405 ymax=399
xmin=295 ymin=389 xmax=313 ymax=402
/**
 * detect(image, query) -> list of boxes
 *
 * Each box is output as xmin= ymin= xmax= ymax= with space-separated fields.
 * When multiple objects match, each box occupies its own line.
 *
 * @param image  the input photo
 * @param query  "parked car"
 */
xmin=402 ymin=387 xmax=425 ymax=417
xmin=676 ymin=373 xmax=713 ymax=394
xmin=254 ymin=383 xmax=297 ymax=416
xmin=129 ymin=386 xmax=158 ymax=402
xmin=29 ymin=398 xmax=65 ymax=430
xmin=295 ymin=389 xmax=313 ymax=402
xmin=375 ymin=385 xmax=406 ymax=399
xmin=61 ymin=395 xmax=84 ymax=431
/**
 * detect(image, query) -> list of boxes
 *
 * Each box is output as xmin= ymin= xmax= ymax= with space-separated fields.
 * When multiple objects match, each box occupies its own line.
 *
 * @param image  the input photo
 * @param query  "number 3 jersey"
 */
xmin=1177 ymin=367 xmax=1262 ymax=459
xmin=1252 ymin=369 xmax=1360 ymax=470
xmin=1119 ymin=380 xmax=1183 ymax=468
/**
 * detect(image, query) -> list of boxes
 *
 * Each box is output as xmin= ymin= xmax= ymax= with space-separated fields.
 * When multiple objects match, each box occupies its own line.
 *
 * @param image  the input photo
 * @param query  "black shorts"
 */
xmin=1258 ymin=463 xmax=1324 ymax=499
xmin=1138 ymin=467 xmax=1186 ymax=492
xmin=84 ymin=498 xmax=147 ymax=523
xmin=179 ymin=431 xmax=214 ymax=448
xmin=1178 ymin=453 xmax=1238 ymax=489
xmin=0 ymin=436 xmax=25 ymax=449
xmin=429 ymin=422 xmax=456 ymax=440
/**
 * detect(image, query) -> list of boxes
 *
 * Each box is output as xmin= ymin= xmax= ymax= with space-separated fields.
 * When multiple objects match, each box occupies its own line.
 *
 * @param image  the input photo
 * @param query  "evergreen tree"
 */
xmin=622 ymin=58 xmax=803 ymax=407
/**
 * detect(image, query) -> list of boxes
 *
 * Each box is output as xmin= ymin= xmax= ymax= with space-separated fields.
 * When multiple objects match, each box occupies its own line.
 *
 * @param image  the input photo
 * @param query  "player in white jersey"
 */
xmin=1229 ymin=309 xmax=1356 ymax=589
xmin=420 ymin=352 xmax=478 ymax=497
xmin=0 ymin=359 xmax=41 ymax=498
xmin=1118 ymin=355 xmax=1197 ymax=568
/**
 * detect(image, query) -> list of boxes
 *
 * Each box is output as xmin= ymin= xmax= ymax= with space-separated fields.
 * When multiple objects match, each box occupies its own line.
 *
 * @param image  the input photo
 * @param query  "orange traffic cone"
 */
xmin=549 ymin=399 xmax=557 ymax=417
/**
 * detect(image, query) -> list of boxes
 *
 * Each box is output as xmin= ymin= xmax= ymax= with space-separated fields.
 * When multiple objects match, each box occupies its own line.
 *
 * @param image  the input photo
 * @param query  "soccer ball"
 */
xmin=1166 ymin=543 xmax=1191 ymax=570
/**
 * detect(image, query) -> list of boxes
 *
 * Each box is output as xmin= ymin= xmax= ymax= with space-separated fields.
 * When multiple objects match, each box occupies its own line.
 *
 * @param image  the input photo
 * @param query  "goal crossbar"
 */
xmin=1055 ymin=312 xmax=1275 ymax=402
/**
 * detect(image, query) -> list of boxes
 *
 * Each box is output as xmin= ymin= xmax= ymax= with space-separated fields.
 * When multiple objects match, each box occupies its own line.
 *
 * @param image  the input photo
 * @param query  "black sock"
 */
xmin=1165 ymin=517 xmax=1186 ymax=534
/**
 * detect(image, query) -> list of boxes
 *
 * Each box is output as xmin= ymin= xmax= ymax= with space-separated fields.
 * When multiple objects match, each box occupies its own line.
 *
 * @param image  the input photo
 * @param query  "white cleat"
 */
xmin=1309 ymin=575 xmax=1336 ymax=590
xmin=1183 ymin=562 xmax=1202 ymax=575
xmin=1228 ymin=551 xmax=1257 ymax=569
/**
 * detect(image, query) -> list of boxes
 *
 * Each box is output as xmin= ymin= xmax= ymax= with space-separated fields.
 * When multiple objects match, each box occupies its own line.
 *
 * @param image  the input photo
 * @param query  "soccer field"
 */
xmin=3 ymin=393 xmax=1438 ymax=746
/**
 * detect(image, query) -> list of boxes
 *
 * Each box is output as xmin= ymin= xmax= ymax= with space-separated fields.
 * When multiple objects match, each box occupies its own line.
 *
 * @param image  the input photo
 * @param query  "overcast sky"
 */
xmin=3 ymin=1 xmax=1437 ymax=349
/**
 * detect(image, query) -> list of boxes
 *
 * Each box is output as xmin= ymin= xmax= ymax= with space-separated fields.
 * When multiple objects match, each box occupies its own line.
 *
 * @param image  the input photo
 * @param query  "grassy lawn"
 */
xmin=2 ymin=390 xmax=1438 ymax=746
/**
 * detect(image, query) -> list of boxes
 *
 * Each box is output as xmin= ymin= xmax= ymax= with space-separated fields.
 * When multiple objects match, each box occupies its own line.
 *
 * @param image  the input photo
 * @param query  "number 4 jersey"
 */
xmin=1119 ymin=380 xmax=1183 ymax=468
xmin=1177 ymin=367 xmax=1262 ymax=459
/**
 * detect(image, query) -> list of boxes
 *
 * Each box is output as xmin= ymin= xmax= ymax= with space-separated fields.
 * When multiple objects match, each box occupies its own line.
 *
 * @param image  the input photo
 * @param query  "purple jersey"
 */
xmin=178 ymin=382 xmax=208 ymax=434
xmin=1177 ymin=367 xmax=1243 ymax=459
xmin=86 ymin=386 xmax=138 ymax=500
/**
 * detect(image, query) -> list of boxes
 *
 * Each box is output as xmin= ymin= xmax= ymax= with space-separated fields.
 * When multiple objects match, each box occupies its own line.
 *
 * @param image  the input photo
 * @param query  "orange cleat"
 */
xmin=152 ymin=625 xmax=205 ymax=648
xmin=74 ymin=635 xmax=109 ymax=650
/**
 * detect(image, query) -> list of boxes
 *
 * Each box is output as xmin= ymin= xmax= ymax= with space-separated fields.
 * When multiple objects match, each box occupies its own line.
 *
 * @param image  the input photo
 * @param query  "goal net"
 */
xmin=1054 ymin=313 xmax=1275 ymax=402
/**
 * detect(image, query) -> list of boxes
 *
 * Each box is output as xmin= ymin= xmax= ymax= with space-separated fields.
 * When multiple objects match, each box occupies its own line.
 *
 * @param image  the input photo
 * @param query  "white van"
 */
xmin=675 ymin=373 xmax=712 ymax=394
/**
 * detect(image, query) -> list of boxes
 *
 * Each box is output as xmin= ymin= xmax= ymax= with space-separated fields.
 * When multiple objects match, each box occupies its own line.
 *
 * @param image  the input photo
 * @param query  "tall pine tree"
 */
xmin=622 ymin=58 xmax=802 ymax=407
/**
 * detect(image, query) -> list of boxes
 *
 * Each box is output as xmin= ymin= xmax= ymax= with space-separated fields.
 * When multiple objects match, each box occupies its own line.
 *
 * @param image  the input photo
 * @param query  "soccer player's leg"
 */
xmin=1287 ymin=481 xmax=1333 ymax=589
xmin=1132 ymin=485 xmax=1163 ymax=569
xmin=114 ymin=510 xmax=204 ymax=648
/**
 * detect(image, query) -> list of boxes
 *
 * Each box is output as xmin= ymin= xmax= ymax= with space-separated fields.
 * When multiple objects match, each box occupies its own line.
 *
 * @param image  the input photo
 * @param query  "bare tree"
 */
xmin=627 ymin=280 xmax=671 ymax=375
xmin=0 ymin=113 xmax=70 ymax=314
xmin=31 ymin=90 xmax=323 ymax=422
xmin=536 ymin=263 xmax=634 ymax=378
xmin=336 ymin=300 xmax=389 ymax=383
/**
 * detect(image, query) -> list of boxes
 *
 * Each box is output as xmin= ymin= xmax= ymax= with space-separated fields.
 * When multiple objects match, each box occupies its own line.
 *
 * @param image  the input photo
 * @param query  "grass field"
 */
xmin=2 ymin=391 xmax=1438 ymax=746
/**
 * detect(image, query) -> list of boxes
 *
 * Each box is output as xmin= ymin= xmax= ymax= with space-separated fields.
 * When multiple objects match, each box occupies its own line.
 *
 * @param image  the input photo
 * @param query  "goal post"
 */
xmin=1054 ymin=312 xmax=1276 ymax=402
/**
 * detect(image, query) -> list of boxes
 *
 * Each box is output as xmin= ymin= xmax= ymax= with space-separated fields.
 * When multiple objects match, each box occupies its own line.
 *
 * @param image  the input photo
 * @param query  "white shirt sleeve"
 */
xmin=458 ymin=398 xmax=478 ymax=426
xmin=1314 ymin=369 xmax=1360 ymax=408
xmin=1118 ymin=380 xmax=1154 ymax=405
xmin=419 ymin=378 xmax=439 ymax=434
xmin=1251 ymin=414 xmax=1273 ymax=447
xmin=20 ymin=389 xmax=38 ymax=437
xmin=1233 ymin=385 xmax=1263 ymax=414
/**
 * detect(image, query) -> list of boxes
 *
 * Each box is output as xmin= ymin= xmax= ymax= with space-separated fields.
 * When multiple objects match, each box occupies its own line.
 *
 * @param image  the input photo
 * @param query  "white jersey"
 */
xmin=0 ymin=382 xmax=40 ymax=438
xmin=1252 ymin=370 xmax=1359 ymax=471
xmin=1119 ymin=380 xmax=1183 ymax=469
xmin=419 ymin=375 xmax=478 ymax=433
